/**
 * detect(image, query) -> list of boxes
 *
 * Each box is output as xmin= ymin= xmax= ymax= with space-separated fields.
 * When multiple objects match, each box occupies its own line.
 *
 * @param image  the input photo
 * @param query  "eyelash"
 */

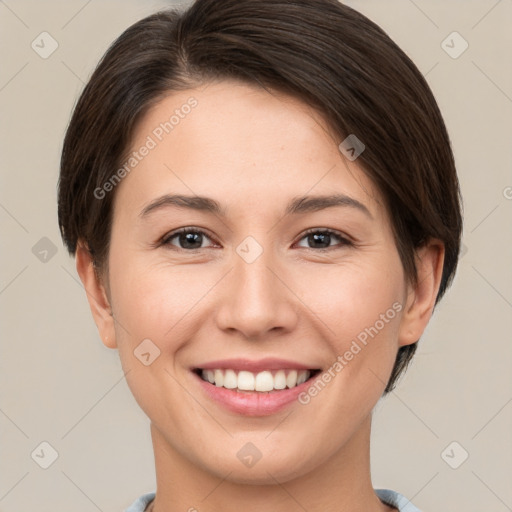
xmin=159 ymin=227 xmax=353 ymax=252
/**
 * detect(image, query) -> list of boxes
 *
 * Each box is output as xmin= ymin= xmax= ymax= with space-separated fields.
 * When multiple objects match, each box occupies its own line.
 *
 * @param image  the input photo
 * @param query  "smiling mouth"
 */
xmin=193 ymin=368 xmax=321 ymax=393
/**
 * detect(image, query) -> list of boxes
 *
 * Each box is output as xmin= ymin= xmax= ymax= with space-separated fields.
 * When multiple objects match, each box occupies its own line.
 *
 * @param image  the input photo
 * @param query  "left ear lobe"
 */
xmin=398 ymin=239 xmax=445 ymax=347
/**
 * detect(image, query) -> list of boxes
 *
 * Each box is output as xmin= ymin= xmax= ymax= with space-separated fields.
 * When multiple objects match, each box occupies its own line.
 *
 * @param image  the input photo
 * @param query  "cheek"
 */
xmin=107 ymin=261 xmax=211 ymax=419
xmin=302 ymin=259 xmax=403 ymax=337
xmin=299 ymin=259 xmax=404 ymax=390
xmin=108 ymin=259 xmax=219 ymax=350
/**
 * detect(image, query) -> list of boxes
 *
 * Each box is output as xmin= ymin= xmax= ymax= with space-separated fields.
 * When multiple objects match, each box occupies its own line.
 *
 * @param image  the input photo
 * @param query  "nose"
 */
xmin=214 ymin=245 xmax=299 ymax=340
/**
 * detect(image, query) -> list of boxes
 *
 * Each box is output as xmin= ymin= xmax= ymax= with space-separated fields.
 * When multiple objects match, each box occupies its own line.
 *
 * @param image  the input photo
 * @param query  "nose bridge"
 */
xmin=214 ymin=237 xmax=298 ymax=338
xmin=236 ymin=244 xmax=278 ymax=303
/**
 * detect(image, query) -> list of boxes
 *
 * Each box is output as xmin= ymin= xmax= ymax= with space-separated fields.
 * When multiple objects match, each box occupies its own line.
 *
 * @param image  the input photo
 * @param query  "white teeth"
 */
xmin=200 ymin=368 xmax=311 ymax=392
xmin=255 ymin=371 xmax=274 ymax=392
xmin=214 ymin=369 xmax=224 ymax=387
xmin=274 ymin=370 xmax=287 ymax=389
xmin=297 ymin=371 xmax=308 ymax=385
xmin=223 ymin=369 xmax=238 ymax=389
xmin=286 ymin=370 xmax=298 ymax=388
xmin=237 ymin=371 xmax=255 ymax=391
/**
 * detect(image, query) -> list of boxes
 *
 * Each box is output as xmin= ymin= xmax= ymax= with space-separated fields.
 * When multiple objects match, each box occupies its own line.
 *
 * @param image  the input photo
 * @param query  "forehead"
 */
xmin=113 ymin=80 xmax=385 ymax=222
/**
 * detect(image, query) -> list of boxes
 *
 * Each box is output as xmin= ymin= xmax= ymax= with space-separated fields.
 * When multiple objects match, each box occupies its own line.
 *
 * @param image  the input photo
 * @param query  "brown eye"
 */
xmin=296 ymin=229 xmax=352 ymax=250
xmin=162 ymin=228 xmax=215 ymax=250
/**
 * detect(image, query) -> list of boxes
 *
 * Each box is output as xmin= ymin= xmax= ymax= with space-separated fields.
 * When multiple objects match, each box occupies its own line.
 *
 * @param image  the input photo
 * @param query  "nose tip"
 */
xmin=214 ymin=247 xmax=299 ymax=340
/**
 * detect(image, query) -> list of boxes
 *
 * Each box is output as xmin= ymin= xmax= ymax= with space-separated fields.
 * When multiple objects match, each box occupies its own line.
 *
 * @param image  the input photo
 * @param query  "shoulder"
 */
xmin=375 ymin=488 xmax=422 ymax=512
xmin=124 ymin=491 xmax=156 ymax=512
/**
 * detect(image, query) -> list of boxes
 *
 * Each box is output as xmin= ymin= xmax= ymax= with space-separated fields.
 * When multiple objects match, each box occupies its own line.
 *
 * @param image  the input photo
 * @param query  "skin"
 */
xmin=76 ymin=80 xmax=444 ymax=512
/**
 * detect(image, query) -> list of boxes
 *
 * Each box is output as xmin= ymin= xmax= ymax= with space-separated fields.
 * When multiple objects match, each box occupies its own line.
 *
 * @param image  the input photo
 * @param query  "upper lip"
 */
xmin=193 ymin=358 xmax=320 ymax=373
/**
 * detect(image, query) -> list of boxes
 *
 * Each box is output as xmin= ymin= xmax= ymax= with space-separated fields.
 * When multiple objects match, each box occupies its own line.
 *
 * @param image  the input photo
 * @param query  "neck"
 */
xmin=148 ymin=413 xmax=395 ymax=512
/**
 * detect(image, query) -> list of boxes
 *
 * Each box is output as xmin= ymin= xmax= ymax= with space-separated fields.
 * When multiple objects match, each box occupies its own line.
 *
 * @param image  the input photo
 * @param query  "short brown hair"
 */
xmin=58 ymin=0 xmax=463 ymax=393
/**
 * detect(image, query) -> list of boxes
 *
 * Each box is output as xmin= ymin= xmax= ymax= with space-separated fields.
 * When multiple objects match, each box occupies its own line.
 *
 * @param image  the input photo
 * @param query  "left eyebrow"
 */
xmin=139 ymin=193 xmax=373 ymax=220
xmin=285 ymin=193 xmax=373 ymax=220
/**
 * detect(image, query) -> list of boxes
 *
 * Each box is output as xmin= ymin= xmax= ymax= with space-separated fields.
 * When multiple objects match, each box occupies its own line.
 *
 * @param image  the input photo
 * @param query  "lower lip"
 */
xmin=192 ymin=371 xmax=316 ymax=416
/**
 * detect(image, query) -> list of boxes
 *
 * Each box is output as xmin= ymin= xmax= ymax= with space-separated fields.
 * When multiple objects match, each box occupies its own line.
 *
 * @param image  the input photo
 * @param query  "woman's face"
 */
xmin=95 ymin=80 xmax=419 ymax=483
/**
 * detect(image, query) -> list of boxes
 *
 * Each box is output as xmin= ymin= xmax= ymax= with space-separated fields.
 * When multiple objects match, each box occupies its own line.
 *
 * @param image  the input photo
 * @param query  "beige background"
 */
xmin=1 ymin=0 xmax=511 ymax=511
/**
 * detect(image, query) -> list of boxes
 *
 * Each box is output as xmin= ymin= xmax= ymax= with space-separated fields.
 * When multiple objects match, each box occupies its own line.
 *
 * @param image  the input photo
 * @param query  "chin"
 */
xmin=196 ymin=442 xmax=320 ymax=485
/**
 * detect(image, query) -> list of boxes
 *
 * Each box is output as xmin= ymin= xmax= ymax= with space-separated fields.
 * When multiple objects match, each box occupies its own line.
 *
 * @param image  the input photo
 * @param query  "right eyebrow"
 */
xmin=139 ymin=194 xmax=226 ymax=219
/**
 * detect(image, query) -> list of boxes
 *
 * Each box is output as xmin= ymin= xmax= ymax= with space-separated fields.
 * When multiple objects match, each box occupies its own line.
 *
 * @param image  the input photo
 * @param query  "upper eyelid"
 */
xmin=300 ymin=227 xmax=350 ymax=239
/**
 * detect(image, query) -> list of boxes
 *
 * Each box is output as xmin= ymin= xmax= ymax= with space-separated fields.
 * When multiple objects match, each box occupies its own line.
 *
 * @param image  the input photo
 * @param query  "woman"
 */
xmin=57 ymin=0 xmax=463 ymax=510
